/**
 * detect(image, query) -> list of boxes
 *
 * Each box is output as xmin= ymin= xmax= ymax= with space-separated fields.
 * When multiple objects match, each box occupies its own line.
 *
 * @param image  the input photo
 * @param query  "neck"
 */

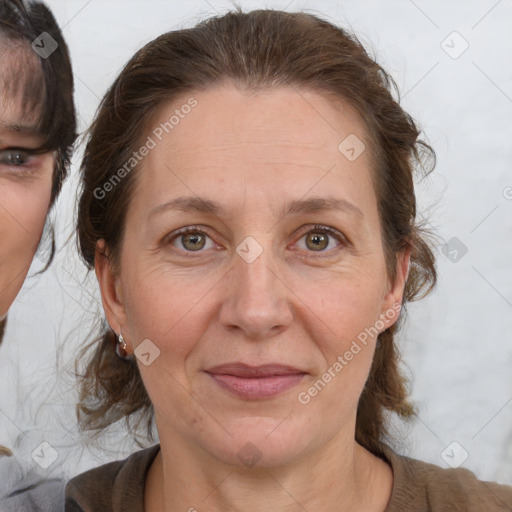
xmin=146 ymin=429 xmax=392 ymax=512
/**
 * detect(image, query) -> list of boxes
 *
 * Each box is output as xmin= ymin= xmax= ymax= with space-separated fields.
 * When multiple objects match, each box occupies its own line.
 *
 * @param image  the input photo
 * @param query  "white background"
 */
xmin=1 ymin=0 xmax=511 ymax=486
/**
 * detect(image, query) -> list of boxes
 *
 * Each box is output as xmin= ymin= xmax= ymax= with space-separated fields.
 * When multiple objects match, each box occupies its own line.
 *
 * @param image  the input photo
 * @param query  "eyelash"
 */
xmin=167 ymin=224 xmax=348 ymax=257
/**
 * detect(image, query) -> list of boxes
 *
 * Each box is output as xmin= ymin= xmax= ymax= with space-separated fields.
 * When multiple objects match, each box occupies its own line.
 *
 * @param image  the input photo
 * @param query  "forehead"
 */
xmin=0 ymin=37 xmax=45 ymax=129
xmin=148 ymin=85 xmax=369 ymax=168
xmin=135 ymin=84 xmax=376 ymax=221
xmin=145 ymin=84 xmax=371 ymax=181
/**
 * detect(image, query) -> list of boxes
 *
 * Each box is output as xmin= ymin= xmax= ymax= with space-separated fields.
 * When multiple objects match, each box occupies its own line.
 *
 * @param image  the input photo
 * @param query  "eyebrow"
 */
xmin=148 ymin=195 xmax=363 ymax=220
xmin=0 ymin=120 xmax=40 ymax=136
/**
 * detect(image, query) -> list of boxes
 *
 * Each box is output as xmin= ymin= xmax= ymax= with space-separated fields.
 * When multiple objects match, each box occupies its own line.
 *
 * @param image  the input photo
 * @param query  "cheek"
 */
xmin=0 ymin=177 xmax=52 ymax=315
xmin=301 ymin=260 xmax=388 ymax=342
xmin=296 ymin=263 xmax=389 ymax=390
xmin=121 ymin=266 xmax=215 ymax=429
xmin=292 ymin=279 xmax=386 ymax=423
xmin=329 ymin=280 xmax=383 ymax=337
xmin=317 ymin=286 xmax=382 ymax=372
xmin=122 ymin=261 xmax=215 ymax=359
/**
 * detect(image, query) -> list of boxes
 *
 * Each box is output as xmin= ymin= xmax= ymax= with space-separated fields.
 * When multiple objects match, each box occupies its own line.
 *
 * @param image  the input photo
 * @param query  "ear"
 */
xmin=95 ymin=239 xmax=130 ymax=350
xmin=379 ymin=245 xmax=411 ymax=330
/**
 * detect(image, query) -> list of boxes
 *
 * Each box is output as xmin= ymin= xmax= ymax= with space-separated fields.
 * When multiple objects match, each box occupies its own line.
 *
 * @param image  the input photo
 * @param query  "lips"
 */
xmin=206 ymin=363 xmax=305 ymax=377
xmin=205 ymin=363 xmax=306 ymax=399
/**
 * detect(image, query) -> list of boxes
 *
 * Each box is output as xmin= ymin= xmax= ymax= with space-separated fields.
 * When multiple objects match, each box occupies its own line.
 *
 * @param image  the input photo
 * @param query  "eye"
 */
xmin=169 ymin=227 xmax=217 ymax=252
xmin=0 ymin=148 xmax=39 ymax=168
xmin=294 ymin=225 xmax=346 ymax=253
xmin=165 ymin=225 xmax=348 ymax=256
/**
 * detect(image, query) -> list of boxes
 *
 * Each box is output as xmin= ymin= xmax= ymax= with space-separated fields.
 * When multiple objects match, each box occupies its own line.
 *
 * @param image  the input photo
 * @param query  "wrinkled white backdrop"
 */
xmin=1 ymin=0 xmax=511 ymax=486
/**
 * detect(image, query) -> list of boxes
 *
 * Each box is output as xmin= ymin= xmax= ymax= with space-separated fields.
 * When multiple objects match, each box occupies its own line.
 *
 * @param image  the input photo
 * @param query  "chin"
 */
xmin=204 ymin=415 xmax=316 ymax=468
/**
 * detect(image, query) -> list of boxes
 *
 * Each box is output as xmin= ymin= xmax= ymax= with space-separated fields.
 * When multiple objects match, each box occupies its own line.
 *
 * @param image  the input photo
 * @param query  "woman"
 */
xmin=0 ymin=0 xmax=76 ymax=509
xmin=66 ymin=8 xmax=512 ymax=512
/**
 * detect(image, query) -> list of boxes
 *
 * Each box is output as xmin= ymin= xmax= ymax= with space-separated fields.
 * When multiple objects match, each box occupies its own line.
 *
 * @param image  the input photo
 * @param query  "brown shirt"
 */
xmin=65 ymin=444 xmax=512 ymax=511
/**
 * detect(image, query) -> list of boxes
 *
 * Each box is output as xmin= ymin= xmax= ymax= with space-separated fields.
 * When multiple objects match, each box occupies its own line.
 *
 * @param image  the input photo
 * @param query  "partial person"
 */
xmin=66 ymin=8 xmax=512 ymax=512
xmin=0 ymin=0 xmax=76 ymax=510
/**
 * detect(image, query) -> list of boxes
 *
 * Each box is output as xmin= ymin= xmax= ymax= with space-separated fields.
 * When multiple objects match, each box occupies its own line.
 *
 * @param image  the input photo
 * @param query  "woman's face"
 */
xmin=99 ymin=84 xmax=408 ymax=466
xmin=0 ymin=53 xmax=54 ymax=319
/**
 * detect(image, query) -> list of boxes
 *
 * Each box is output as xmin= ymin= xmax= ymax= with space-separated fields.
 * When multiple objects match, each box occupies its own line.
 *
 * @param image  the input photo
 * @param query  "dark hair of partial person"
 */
xmin=0 ymin=2 xmax=76 ymax=468
xmin=0 ymin=0 xmax=77 ymax=268
xmin=75 ymin=7 xmax=437 ymax=456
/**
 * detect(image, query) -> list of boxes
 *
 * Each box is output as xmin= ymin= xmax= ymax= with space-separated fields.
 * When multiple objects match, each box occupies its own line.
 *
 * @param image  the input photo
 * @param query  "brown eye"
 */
xmin=305 ymin=232 xmax=329 ymax=251
xmin=181 ymin=232 xmax=206 ymax=251
xmin=295 ymin=225 xmax=345 ymax=255
xmin=169 ymin=227 xmax=217 ymax=254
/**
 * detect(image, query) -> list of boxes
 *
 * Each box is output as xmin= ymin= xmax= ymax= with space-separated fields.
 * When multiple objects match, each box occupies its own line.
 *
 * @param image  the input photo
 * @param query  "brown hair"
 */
xmin=76 ymin=8 xmax=436 ymax=455
xmin=0 ymin=0 xmax=76 ymax=345
xmin=0 ymin=1 xmax=76 ymax=460
xmin=1 ymin=0 xmax=76 ymax=203
xmin=0 ymin=0 xmax=77 ymax=273
xmin=0 ymin=317 xmax=5 ymax=347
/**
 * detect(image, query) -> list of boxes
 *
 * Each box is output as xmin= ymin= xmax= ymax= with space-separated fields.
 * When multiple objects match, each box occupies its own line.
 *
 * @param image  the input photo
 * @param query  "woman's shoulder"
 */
xmin=65 ymin=445 xmax=160 ymax=512
xmin=0 ymin=451 xmax=65 ymax=512
xmin=382 ymin=444 xmax=512 ymax=511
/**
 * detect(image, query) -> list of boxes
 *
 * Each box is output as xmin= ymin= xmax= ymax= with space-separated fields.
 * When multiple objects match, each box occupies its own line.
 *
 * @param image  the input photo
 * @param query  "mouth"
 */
xmin=205 ymin=363 xmax=307 ymax=400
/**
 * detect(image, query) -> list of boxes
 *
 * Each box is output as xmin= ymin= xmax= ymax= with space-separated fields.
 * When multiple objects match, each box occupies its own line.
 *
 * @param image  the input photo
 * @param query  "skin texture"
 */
xmin=0 ymin=48 xmax=54 ymax=320
xmin=96 ymin=84 xmax=409 ymax=511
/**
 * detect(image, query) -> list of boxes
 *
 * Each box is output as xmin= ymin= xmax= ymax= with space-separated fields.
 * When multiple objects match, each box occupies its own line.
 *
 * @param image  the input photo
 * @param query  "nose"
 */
xmin=218 ymin=242 xmax=293 ymax=340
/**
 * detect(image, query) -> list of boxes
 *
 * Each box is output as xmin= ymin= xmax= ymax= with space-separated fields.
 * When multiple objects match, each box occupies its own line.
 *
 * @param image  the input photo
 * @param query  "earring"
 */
xmin=115 ymin=331 xmax=130 ymax=360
